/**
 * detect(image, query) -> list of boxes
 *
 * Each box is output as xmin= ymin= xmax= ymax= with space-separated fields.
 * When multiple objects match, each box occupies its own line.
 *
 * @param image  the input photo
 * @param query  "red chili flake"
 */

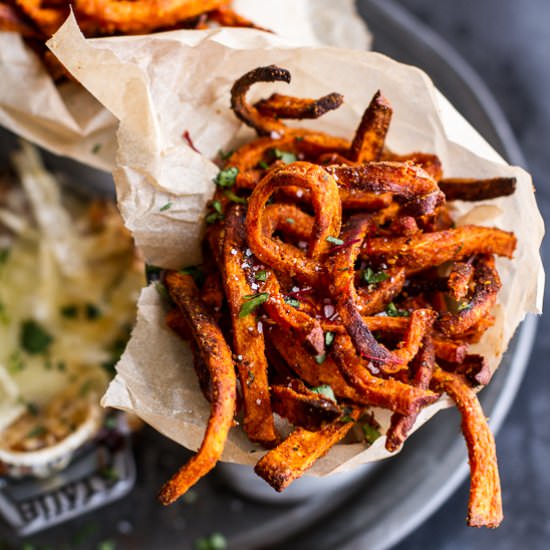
xmin=182 ymin=130 xmax=200 ymax=154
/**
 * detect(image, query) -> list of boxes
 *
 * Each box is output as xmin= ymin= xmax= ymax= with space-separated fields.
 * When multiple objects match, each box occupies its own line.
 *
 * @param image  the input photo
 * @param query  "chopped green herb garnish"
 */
xmin=20 ymin=320 xmax=53 ymax=354
xmin=26 ymin=425 xmax=46 ymax=439
xmin=160 ymin=202 xmax=173 ymax=212
xmin=239 ymin=293 xmax=269 ymax=318
xmin=80 ymin=380 xmax=93 ymax=396
xmin=285 ymin=218 xmax=295 ymax=224
xmin=104 ymin=416 xmax=118 ymax=430
xmin=212 ymin=200 xmax=223 ymax=214
xmin=26 ymin=402 xmax=39 ymax=416
xmin=218 ymin=148 xmax=234 ymax=161
xmin=363 ymin=268 xmax=389 ymax=285
xmin=85 ymin=303 xmax=102 ymax=320
xmin=0 ymin=247 xmax=10 ymax=265
xmin=310 ymin=384 xmax=336 ymax=402
xmin=284 ymin=297 xmax=300 ymax=308
xmin=326 ymin=236 xmax=344 ymax=246
xmin=205 ymin=211 xmax=223 ymax=224
xmin=180 ymin=265 xmax=206 ymax=285
xmin=100 ymin=467 xmax=119 ymax=482
xmin=60 ymin=304 xmax=78 ymax=318
xmin=272 ymin=148 xmax=297 ymax=164
xmin=362 ymin=423 xmax=381 ymax=444
xmin=97 ymin=540 xmax=116 ymax=550
xmin=340 ymin=415 xmax=354 ymax=423
xmin=457 ymin=301 xmax=472 ymax=312
xmin=258 ymin=161 xmax=269 ymax=170
xmin=385 ymin=302 xmax=409 ymax=317
xmin=7 ymin=350 xmax=24 ymax=373
xmin=57 ymin=361 xmax=66 ymax=372
xmin=254 ymin=270 xmax=267 ymax=282
xmin=92 ymin=143 xmax=102 ymax=154
xmin=314 ymin=353 xmax=326 ymax=365
xmin=155 ymin=281 xmax=170 ymax=301
xmin=325 ymin=331 xmax=335 ymax=347
xmin=195 ymin=533 xmax=227 ymax=550
xmin=215 ymin=166 xmax=239 ymax=188
xmin=224 ymin=190 xmax=247 ymax=204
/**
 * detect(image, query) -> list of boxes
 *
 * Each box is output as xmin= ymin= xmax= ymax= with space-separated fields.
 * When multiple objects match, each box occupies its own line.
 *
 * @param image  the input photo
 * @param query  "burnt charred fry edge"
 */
xmin=230 ymin=65 xmax=291 ymax=136
xmin=439 ymin=177 xmax=516 ymax=202
xmin=255 ymin=92 xmax=344 ymax=119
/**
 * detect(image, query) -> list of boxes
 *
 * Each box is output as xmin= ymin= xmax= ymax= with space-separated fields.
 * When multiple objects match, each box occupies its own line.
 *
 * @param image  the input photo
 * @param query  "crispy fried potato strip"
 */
xmin=74 ymin=0 xmax=230 ymax=34
xmin=439 ymin=177 xmax=516 ymax=201
xmin=271 ymin=380 xmax=342 ymax=431
xmin=222 ymin=206 xmax=279 ymax=447
xmin=255 ymin=92 xmax=344 ymax=120
xmin=159 ymin=272 xmax=236 ymax=505
xmin=255 ymin=406 xmax=362 ymax=491
xmin=348 ymin=90 xmax=392 ymax=162
xmin=431 ymin=369 xmax=503 ymax=528
xmin=385 ymin=335 xmax=435 ymax=452
xmin=361 ymin=225 xmax=516 ymax=272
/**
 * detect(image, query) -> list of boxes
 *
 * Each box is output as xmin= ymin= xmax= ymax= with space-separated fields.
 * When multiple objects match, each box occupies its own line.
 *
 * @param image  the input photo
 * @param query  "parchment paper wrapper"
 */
xmin=49 ymin=19 xmax=544 ymax=475
xmin=0 ymin=1 xmax=369 ymax=172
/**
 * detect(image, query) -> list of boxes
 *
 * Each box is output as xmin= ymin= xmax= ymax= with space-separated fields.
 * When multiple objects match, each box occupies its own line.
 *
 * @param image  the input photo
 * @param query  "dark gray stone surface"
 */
xmin=393 ymin=1 xmax=550 ymax=548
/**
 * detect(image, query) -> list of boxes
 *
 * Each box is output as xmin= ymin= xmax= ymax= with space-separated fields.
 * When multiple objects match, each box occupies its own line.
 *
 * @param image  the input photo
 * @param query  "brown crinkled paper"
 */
xmin=0 ymin=1 xmax=369 ymax=172
xmin=48 ymin=18 xmax=543 ymax=475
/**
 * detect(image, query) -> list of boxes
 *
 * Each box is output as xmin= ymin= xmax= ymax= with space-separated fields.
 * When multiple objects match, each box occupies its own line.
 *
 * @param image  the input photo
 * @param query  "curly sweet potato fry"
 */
xmin=386 ymin=335 xmax=435 ymax=452
xmin=255 ymin=406 xmax=362 ymax=491
xmin=437 ymin=255 xmax=501 ymax=337
xmin=222 ymin=206 xmax=279 ymax=447
xmin=246 ymin=162 xmax=341 ymax=285
xmin=74 ymin=0 xmax=230 ymax=34
xmin=348 ymin=90 xmax=392 ymax=162
xmin=255 ymin=92 xmax=344 ymax=120
xmin=431 ymin=369 xmax=503 ymax=528
xmin=361 ymin=225 xmax=516 ymax=272
xmin=159 ymin=272 xmax=236 ymax=505
xmin=439 ymin=177 xmax=516 ymax=202
xmin=271 ymin=380 xmax=342 ymax=431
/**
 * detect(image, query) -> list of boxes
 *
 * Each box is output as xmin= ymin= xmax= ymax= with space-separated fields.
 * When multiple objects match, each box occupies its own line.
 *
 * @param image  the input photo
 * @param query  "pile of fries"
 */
xmin=0 ymin=0 xmax=259 ymax=79
xmin=156 ymin=66 xmax=516 ymax=527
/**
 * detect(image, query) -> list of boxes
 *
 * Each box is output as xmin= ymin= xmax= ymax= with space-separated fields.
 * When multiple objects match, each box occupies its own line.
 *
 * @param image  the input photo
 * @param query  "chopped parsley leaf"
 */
xmin=214 ymin=166 xmax=239 ymax=188
xmin=386 ymin=302 xmax=409 ymax=317
xmin=92 ymin=143 xmax=102 ymax=154
xmin=160 ymin=202 xmax=173 ymax=212
xmin=326 ymin=236 xmax=344 ymax=246
xmin=20 ymin=320 xmax=53 ymax=354
xmin=254 ymin=270 xmax=267 ymax=282
xmin=239 ymin=293 xmax=269 ymax=318
xmin=258 ymin=161 xmax=269 ymax=170
xmin=60 ymin=304 xmax=78 ymax=318
xmin=26 ymin=425 xmax=46 ymax=439
xmin=314 ymin=353 xmax=326 ymax=365
xmin=362 ymin=423 xmax=381 ymax=444
xmin=284 ymin=297 xmax=300 ymax=308
xmin=310 ymin=384 xmax=336 ymax=402
xmin=224 ymin=190 xmax=247 ymax=204
xmin=0 ymin=248 xmax=10 ymax=264
xmin=218 ymin=148 xmax=234 ymax=161
xmin=195 ymin=533 xmax=227 ymax=550
xmin=272 ymin=148 xmax=297 ymax=164
xmin=325 ymin=331 xmax=335 ymax=347
xmin=85 ymin=303 xmax=102 ymax=320
xmin=180 ymin=265 xmax=205 ymax=285
xmin=363 ymin=268 xmax=389 ymax=285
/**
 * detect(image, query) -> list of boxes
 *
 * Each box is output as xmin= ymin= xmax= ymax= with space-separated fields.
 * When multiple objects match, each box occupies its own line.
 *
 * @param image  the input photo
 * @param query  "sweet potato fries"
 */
xmin=158 ymin=65 xmax=515 ymax=527
xmin=0 ymin=0 xmax=260 ymax=79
